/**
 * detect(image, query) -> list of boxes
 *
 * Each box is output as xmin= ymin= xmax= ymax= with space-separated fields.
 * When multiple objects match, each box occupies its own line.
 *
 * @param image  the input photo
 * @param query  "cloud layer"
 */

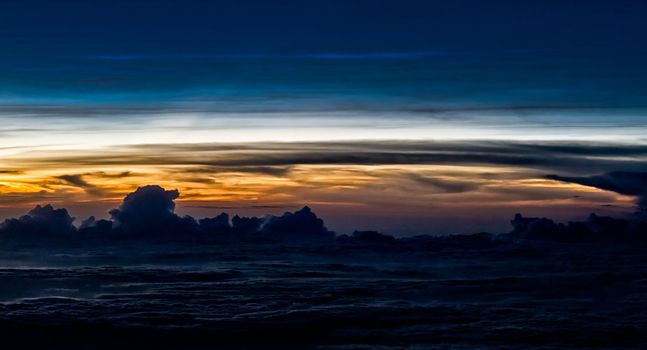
xmin=2 ymin=140 xmax=646 ymax=234
xmin=0 ymin=183 xmax=645 ymax=247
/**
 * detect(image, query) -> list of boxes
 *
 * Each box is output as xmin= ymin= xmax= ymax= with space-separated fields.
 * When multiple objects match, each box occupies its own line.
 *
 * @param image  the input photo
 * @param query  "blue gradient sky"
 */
xmin=0 ymin=0 xmax=646 ymax=234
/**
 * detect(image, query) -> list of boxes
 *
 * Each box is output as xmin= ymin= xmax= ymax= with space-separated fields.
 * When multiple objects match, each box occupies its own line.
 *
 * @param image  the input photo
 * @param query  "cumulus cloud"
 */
xmin=101 ymin=186 xmax=334 ymax=241
xmin=0 ymin=204 xmax=76 ymax=243
xmin=260 ymin=206 xmax=332 ymax=241
xmin=507 ymin=211 xmax=646 ymax=242
xmin=198 ymin=213 xmax=231 ymax=234
xmin=0 ymin=182 xmax=644 ymax=247
xmin=78 ymin=216 xmax=113 ymax=236
xmin=231 ymin=215 xmax=263 ymax=235
xmin=109 ymin=185 xmax=197 ymax=236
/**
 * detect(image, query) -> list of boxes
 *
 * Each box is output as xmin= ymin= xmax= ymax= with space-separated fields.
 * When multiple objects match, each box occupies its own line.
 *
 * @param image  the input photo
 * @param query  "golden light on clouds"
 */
xmin=0 ymin=139 xmax=640 ymax=235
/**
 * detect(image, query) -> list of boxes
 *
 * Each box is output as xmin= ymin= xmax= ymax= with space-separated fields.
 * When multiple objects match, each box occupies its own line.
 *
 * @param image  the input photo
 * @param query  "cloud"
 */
xmin=0 ymin=169 xmax=22 ymax=175
xmin=260 ymin=206 xmax=332 ymax=241
xmin=0 ymin=185 xmax=334 ymax=243
xmin=0 ymin=183 xmax=643 ymax=247
xmin=546 ymin=172 xmax=647 ymax=210
xmin=108 ymin=185 xmax=197 ymax=236
xmin=187 ymin=205 xmax=287 ymax=209
xmin=183 ymin=166 xmax=293 ymax=177
xmin=230 ymin=215 xmax=263 ymax=235
xmin=55 ymin=174 xmax=106 ymax=196
xmin=337 ymin=230 xmax=396 ymax=244
xmin=78 ymin=216 xmax=113 ymax=236
xmin=198 ymin=213 xmax=231 ymax=234
xmin=57 ymin=174 xmax=92 ymax=188
xmin=404 ymin=173 xmax=479 ymax=193
xmin=92 ymin=171 xmax=133 ymax=179
xmin=21 ymin=141 xmax=647 ymax=175
xmin=506 ymin=211 xmax=645 ymax=242
xmin=0 ymin=204 xmax=76 ymax=243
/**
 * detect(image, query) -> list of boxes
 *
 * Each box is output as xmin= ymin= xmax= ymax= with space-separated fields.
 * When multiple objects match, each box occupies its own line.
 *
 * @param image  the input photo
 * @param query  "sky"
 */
xmin=0 ymin=0 xmax=646 ymax=235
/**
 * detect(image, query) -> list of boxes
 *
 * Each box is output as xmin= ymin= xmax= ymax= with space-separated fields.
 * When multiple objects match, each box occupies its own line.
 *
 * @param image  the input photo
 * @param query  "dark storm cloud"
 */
xmin=546 ymin=172 xmax=647 ymax=209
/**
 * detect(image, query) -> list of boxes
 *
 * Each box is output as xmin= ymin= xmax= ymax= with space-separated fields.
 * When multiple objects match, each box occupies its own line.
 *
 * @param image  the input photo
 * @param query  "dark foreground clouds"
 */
xmin=0 ymin=204 xmax=76 ymax=243
xmin=108 ymin=185 xmax=198 ymax=237
xmin=1 ymin=183 xmax=647 ymax=247
xmin=39 ymin=185 xmax=332 ymax=244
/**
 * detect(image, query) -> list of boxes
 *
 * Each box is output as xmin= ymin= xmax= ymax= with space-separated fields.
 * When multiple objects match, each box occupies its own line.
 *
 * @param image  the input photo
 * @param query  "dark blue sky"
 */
xmin=1 ymin=0 xmax=646 ymax=55
xmin=1 ymin=0 xmax=646 ymax=106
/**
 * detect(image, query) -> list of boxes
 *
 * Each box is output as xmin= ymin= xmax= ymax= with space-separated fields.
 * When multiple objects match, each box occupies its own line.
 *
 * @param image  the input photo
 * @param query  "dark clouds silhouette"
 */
xmin=103 ymin=185 xmax=332 ymax=242
xmin=231 ymin=215 xmax=263 ymax=235
xmin=507 ymin=212 xmax=647 ymax=242
xmin=109 ymin=185 xmax=198 ymax=237
xmin=260 ymin=206 xmax=333 ymax=241
xmin=0 ymin=204 xmax=76 ymax=243
xmin=78 ymin=216 xmax=113 ymax=236
xmin=0 ymin=183 xmax=645 ymax=247
xmin=198 ymin=213 xmax=231 ymax=235
xmin=547 ymin=172 xmax=647 ymax=210
xmin=337 ymin=230 xmax=396 ymax=244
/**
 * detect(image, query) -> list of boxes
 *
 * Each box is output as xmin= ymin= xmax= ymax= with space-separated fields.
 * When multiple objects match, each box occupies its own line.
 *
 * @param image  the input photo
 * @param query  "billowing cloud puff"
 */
xmin=508 ymin=212 xmax=647 ymax=242
xmin=104 ymin=187 xmax=332 ymax=241
xmin=110 ymin=185 xmax=179 ymax=224
xmin=0 ymin=204 xmax=76 ymax=243
xmin=1 ymin=183 xmax=645 ymax=247
xmin=260 ymin=206 xmax=332 ymax=241
xmin=231 ymin=215 xmax=263 ymax=235
xmin=199 ymin=213 xmax=231 ymax=234
xmin=78 ymin=216 xmax=113 ymax=236
xmin=109 ymin=185 xmax=197 ymax=236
